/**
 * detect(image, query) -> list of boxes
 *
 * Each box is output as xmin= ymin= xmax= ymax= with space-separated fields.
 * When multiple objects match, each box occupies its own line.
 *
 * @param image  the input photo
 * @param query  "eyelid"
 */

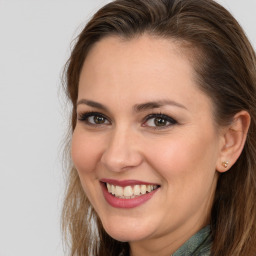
xmin=77 ymin=111 xmax=111 ymax=125
xmin=142 ymin=113 xmax=177 ymax=128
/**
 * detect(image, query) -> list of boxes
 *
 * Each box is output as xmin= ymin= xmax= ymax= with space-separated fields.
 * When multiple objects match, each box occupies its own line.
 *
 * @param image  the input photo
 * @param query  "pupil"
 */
xmin=94 ymin=116 xmax=105 ymax=124
xmin=154 ymin=118 xmax=166 ymax=126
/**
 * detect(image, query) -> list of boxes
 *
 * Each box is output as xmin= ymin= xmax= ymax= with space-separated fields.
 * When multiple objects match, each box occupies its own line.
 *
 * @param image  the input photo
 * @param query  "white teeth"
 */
xmin=111 ymin=184 xmax=115 ymax=194
xmin=124 ymin=186 xmax=133 ymax=197
xmin=115 ymin=186 xmax=123 ymax=197
xmin=146 ymin=185 xmax=152 ymax=192
xmin=134 ymin=185 xmax=140 ymax=196
xmin=140 ymin=185 xmax=146 ymax=195
xmin=106 ymin=183 xmax=158 ymax=198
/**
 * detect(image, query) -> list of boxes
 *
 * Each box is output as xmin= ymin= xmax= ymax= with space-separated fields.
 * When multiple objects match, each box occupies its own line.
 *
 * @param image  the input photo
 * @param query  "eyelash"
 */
xmin=77 ymin=111 xmax=177 ymax=129
xmin=142 ymin=113 xmax=177 ymax=129
xmin=78 ymin=112 xmax=110 ymax=126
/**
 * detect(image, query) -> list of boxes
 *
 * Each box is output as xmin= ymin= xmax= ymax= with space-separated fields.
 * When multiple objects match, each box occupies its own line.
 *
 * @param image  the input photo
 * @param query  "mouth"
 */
xmin=100 ymin=179 xmax=160 ymax=208
xmin=104 ymin=182 xmax=159 ymax=199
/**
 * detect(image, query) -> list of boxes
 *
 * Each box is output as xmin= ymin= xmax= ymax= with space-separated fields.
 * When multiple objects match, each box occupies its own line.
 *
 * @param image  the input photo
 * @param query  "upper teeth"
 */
xmin=106 ymin=183 xmax=158 ymax=198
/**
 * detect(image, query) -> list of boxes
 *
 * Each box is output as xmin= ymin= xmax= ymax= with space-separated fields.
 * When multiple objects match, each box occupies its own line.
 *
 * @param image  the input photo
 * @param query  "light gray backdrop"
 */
xmin=0 ymin=1 xmax=255 ymax=256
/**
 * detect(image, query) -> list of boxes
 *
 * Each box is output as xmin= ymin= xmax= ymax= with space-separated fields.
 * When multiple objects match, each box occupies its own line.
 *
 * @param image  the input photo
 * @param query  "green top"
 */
xmin=172 ymin=226 xmax=212 ymax=256
xmin=123 ymin=226 xmax=212 ymax=256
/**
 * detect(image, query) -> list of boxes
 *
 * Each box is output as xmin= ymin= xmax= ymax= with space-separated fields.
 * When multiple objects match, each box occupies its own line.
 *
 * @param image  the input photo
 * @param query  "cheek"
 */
xmin=146 ymin=130 xmax=219 ymax=183
xmin=71 ymin=129 xmax=105 ymax=208
xmin=144 ymin=132 xmax=219 ymax=222
xmin=71 ymin=128 xmax=102 ymax=174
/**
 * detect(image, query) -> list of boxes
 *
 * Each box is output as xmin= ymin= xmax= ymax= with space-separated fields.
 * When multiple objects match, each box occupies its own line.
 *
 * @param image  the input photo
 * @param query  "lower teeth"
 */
xmin=114 ymin=195 xmax=139 ymax=199
xmin=110 ymin=189 xmax=157 ymax=199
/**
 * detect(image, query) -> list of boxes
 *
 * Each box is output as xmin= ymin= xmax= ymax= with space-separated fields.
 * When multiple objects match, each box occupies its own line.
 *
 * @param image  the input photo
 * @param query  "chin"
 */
xmin=100 ymin=215 xmax=155 ymax=242
xmin=104 ymin=227 xmax=149 ymax=242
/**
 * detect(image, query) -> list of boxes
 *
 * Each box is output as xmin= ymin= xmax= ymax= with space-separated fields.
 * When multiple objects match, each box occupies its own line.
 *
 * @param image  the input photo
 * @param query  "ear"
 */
xmin=216 ymin=111 xmax=251 ymax=173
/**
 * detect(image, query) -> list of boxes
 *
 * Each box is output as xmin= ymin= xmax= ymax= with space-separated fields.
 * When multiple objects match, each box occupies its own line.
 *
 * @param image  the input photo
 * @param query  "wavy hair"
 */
xmin=62 ymin=0 xmax=256 ymax=255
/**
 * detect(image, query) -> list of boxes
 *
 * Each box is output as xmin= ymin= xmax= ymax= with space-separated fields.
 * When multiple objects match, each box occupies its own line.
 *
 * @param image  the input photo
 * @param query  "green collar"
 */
xmin=172 ymin=226 xmax=212 ymax=256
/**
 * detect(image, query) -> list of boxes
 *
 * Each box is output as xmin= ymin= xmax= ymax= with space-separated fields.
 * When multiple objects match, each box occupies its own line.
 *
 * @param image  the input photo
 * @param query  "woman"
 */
xmin=62 ymin=0 xmax=256 ymax=255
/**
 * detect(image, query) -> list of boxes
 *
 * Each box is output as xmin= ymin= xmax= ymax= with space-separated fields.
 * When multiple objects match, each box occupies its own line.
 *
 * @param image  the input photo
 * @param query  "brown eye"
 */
xmin=154 ymin=117 xmax=168 ymax=126
xmin=143 ymin=114 xmax=177 ymax=129
xmin=78 ymin=112 xmax=110 ymax=125
xmin=87 ymin=114 xmax=109 ymax=125
xmin=93 ymin=115 xmax=106 ymax=124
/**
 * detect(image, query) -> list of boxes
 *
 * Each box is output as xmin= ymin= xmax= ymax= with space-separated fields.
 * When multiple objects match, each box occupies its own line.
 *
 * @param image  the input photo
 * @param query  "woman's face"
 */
xmin=72 ymin=35 xmax=223 ymax=250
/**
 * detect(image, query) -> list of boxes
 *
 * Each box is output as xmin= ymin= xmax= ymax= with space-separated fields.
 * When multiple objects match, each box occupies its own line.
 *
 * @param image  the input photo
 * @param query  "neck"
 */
xmin=129 ymin=219 xmax=209 ymax=256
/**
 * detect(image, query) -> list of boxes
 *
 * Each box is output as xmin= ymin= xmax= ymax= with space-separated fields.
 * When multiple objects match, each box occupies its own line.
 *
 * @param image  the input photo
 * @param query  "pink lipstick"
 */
xmin=100 ymin=179 xmax=160 ymax=209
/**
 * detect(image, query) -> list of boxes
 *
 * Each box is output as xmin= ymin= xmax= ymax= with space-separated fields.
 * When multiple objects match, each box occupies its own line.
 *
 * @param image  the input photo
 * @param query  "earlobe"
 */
xmin=216 ymin=111 xmax=251 ymax=173
xmin=221 ymin=161 xmax=229 ymax=169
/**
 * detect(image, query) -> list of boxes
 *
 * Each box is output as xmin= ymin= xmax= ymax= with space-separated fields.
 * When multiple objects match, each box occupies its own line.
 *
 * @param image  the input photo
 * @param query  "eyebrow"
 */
xmin=76 ymin=99 xmax=187 ymax=112
xmin=133 ymin=100 xmax=187 ymax=112
xmin=76 ymin=99 xmax=108 ymax=111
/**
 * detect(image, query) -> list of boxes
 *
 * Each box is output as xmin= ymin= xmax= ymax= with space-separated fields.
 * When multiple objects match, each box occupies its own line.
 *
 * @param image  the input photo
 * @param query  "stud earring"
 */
xmin=222 ymin=161 xmax=229 ymax=168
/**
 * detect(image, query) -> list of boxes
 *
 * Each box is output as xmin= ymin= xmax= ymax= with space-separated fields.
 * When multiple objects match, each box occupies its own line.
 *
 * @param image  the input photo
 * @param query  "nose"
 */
xmin=100 ymin=126 xmax=143 ymax=172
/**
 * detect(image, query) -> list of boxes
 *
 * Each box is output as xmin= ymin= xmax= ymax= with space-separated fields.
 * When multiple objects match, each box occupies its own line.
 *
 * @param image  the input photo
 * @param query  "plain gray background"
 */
xmin=0 ymin=1 xmax=255 ymax=256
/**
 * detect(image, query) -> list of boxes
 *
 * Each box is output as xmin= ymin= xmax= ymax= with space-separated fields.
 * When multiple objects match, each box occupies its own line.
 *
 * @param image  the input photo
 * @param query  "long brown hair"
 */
xmin=62 ymin=0 xmax=256 ymax=255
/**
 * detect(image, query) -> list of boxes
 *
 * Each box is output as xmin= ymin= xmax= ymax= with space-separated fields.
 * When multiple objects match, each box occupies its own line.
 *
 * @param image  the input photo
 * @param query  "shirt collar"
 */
xmin=172 ymin=225 xmax=212 ymax=256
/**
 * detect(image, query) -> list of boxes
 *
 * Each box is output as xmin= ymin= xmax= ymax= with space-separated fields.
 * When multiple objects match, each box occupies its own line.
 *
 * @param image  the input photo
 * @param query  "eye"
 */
xmin=78 ymin=112 xmax=110 ymax=125
xmin=143 ymin=113 xmax=177 ymax=128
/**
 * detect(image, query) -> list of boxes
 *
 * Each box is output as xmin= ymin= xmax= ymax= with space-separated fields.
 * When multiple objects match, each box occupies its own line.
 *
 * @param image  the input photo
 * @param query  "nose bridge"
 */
xmin=101 ymin=124 xmax=142 ymax=172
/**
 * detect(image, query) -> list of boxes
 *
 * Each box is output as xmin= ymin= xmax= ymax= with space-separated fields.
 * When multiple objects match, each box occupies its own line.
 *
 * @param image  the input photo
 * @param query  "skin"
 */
xmin=72 ymin=35 xmax=226 ymax=256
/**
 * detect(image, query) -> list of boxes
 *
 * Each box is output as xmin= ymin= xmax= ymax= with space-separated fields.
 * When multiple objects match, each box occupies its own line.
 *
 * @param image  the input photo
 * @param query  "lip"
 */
xmin=101 ymin=178 xmax=160 ymax=187
xmin=100 ymin=179 xmax=160 ymax=209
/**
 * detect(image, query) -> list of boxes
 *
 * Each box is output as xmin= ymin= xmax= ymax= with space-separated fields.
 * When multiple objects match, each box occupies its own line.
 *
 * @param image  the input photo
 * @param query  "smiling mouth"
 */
xmin=104 ymin=182 xmax=160 ymax=199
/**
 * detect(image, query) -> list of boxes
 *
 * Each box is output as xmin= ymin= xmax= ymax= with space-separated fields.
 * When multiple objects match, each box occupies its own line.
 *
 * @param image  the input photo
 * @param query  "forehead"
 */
xmin=80 ymin=35 xmax=192 ymax=90
xmin=83 ymin=34 xmax=193 ymax=72
xmin=78 ymin=35 xmax=213 ymax=117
